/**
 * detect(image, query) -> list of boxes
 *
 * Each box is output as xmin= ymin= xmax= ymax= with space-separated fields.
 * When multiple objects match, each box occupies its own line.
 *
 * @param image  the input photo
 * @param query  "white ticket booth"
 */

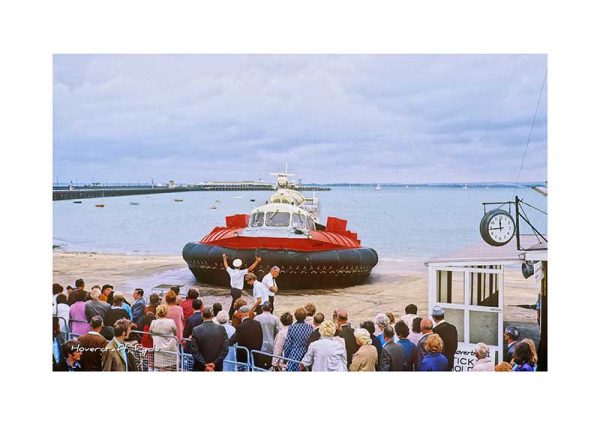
xmin=427 ymin=261 xmax=504 ymax=371
xmin=426 ymin=236 xmax=544 ymax=371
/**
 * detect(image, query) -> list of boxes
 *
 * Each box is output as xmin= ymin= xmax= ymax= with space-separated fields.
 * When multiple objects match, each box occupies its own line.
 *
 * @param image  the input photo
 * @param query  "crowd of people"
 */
xmin=52 ymin=257 xmax=540 ymax=372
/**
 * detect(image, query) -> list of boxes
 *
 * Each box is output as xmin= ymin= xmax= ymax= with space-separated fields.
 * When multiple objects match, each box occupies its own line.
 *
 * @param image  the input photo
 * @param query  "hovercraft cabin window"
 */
xmin=250 ymin=212 xmax=264 ymax=227
xmin=292 ymin=213 xmax=304 ymax=229
xmin=266 ymin=211 xmax=290 ymax=227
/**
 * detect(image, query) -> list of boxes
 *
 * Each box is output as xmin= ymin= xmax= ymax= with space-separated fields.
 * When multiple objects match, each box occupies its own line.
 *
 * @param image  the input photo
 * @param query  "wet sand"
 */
xmin=53 ymin=250 xmax=540 ymax=329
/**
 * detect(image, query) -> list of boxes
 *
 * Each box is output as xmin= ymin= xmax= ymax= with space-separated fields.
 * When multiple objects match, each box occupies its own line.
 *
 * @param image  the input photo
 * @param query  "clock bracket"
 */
xmin=482 ymin=196 xmax=547 ymax=251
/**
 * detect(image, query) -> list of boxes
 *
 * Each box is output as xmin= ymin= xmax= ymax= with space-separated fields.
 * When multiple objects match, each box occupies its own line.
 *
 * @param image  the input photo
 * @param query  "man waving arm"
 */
xmin=247 ymin=256 xmax=261 ymax=273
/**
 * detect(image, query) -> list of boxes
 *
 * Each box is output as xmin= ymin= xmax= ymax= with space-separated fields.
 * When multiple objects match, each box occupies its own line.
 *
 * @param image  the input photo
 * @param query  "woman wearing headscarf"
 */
xmin=350 ymin=328 xmax=378 ymax=371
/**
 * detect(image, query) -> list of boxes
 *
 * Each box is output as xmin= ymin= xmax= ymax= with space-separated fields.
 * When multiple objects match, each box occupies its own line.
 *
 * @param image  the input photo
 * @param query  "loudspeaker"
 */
xmin=522 ymin=262 xmax=534 ymax=279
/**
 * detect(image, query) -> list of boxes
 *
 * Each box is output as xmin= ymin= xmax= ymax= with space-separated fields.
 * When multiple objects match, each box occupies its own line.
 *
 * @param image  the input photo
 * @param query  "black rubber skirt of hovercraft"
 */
xmin=182 ymin=242 xmax=379 ymax=289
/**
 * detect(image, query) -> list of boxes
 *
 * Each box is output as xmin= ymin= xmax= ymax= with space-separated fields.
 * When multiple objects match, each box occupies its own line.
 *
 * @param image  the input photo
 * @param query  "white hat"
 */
xmin=232 ymin=258 xmax=243 ymax=267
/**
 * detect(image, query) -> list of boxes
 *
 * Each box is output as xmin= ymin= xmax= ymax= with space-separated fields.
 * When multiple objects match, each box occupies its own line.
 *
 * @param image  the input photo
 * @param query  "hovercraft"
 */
xmin=182 ymin=171 xmax=378 ymax=289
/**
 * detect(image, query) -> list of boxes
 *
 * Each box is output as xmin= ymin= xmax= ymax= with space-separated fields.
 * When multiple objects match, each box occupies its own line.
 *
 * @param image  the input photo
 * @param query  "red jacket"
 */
xmin=141 ymin=325 xmax=153 ymax=348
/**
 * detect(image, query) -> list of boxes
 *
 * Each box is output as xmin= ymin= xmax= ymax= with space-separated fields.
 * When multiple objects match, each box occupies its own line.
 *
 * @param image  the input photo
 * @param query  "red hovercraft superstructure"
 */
xmin=182 ymin=171 xmax=378 ymax=289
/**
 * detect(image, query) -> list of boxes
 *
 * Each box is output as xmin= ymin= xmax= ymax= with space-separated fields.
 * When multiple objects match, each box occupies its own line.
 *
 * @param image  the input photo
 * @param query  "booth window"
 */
xmin=469 ymin=311 xmax=499 ymax=346
xmin=469 ymin=266 xmax=500 ymax=307
xmin=443 ymin=308 xmax=465 ymax=342
xmin=436 ymin=270 xmax=465 ymax=304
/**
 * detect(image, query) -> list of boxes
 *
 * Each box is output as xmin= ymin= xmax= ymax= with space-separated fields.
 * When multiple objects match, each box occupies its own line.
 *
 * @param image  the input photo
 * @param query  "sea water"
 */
xmin=52 ymin=186 xmax=547 ymax=262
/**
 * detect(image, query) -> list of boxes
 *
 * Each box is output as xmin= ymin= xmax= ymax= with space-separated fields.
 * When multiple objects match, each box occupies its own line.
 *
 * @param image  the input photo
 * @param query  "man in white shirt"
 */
xmin=401 ymin=303 xmax=418 ymax=329
xmin=261 ymin=266 xmax=280 ymax=312
xmin=223 ymin=253 xmax=260 ymax=318
xmin=245 ymin=273 xmax=269 ymax=308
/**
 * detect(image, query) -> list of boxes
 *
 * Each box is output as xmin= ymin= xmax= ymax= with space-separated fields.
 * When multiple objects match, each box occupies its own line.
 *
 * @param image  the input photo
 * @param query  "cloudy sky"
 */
xmin=53 ymin=55 xmax=547 ymax=184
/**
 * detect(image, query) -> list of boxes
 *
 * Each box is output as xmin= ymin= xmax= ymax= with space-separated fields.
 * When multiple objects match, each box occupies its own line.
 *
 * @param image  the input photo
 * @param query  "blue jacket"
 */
xmin=418 ymin=352 xmax=448 ymax=371
xmin=513 ymin=362 xmax=535 ymax=372
xmin=184 ymin=312 xmax=204 ymax=339
xmin=122 ymin=303 xmax=133 ymax=320
xmin=131 ymin=299 xmax=146 ymax=329
xmin=398 ymin=339 xmax=416 ymax=371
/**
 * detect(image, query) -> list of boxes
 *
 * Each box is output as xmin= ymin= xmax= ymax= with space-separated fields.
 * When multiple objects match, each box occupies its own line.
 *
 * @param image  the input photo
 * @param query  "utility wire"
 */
xmin=513 ymin=71 xmax=547 ymax=197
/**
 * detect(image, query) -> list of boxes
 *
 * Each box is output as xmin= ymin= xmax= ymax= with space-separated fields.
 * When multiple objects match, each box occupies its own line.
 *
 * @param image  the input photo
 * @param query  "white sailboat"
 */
xmin=375 ymin=184 xmax=381 ymax=191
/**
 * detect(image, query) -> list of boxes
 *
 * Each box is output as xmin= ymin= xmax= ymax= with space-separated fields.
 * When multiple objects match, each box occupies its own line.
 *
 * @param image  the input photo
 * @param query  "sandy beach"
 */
xmin=53 ymin=250 xmax=540 ymax=332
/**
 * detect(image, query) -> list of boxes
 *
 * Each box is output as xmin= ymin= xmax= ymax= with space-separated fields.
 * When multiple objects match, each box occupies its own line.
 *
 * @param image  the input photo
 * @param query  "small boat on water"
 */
xmin=130 ymin=202 xmax=139 ymax=206
xmin=375 ymin=184 xmax=381 ymax=191
xmin=183 ymin=170 xmax=378 ymax=289
xmin=250 ymin=198 xmax=255 ymax=202
xmin=174 ymin=199 xmax=184 ymax=202
xmin=209 ymin=205 xmax=217 ymax=209
xmin=95 ymin=204 xmax=105 ymax=208
xmin=73 ymin=201 xmax=82 ymax=204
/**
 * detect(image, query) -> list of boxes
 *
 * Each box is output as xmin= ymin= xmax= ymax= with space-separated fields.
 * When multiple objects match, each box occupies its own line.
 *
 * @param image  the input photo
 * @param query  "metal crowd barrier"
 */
xmin=250 ymin=350 xmax=303 ymax=372
xmin=181 ymin=338 xmax=252 ymax=371
xmin=68 ymin=318 xmax=90 ymax=339
xmin=180 ymin=337 xmax=252 ymax=371
xmin=224 ymin=346 xmax=251 ymax=372
xmin=53 ymin=316 xmax=267 ymax=372
xmin=130 ymin=329 xmax=180 ymax=343
xmin=128 ymin=344 xmax=194 ymax=372
xmin=128 ymin=330 xmax=192 ymax=371
xmin=53 ymin=316 xmax=70 ymax=341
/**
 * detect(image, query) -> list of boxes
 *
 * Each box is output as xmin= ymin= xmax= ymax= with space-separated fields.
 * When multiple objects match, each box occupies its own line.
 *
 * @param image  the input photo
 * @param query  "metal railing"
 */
xmin=128 ymin=345 xmax=194 ymax=372
xmin=53 ymin=316 xmax=70 ymax=341
xmin=68 ymin=318 xmax=90 ymax=339
xmin=224 ymin=345 xmax=251 ymax=372
xmin=52 ymin=316 xmax=305 ymax=372
xmin=249 ymin=350 xmax=303 ymax=372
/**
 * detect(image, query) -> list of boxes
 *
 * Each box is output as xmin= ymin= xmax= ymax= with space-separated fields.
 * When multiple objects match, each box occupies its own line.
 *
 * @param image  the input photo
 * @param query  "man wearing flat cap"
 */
xmin=431 ymin=306 xmax=458 ymax=371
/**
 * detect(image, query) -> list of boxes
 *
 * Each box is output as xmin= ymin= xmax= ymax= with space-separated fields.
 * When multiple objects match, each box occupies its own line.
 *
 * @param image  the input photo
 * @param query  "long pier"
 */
xmin=53 ymin=183 xmax=331 ymax=201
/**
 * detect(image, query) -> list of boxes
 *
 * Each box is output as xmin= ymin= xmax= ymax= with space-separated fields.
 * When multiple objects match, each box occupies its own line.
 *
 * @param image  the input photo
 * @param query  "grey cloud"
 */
xmin=53 ymin=54 xmax=547 ymax=184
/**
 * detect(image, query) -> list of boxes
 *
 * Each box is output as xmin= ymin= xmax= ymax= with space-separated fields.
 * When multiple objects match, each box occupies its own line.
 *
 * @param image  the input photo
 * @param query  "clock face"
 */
xmin=480 ymin=209 xmax=516 ymax=246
